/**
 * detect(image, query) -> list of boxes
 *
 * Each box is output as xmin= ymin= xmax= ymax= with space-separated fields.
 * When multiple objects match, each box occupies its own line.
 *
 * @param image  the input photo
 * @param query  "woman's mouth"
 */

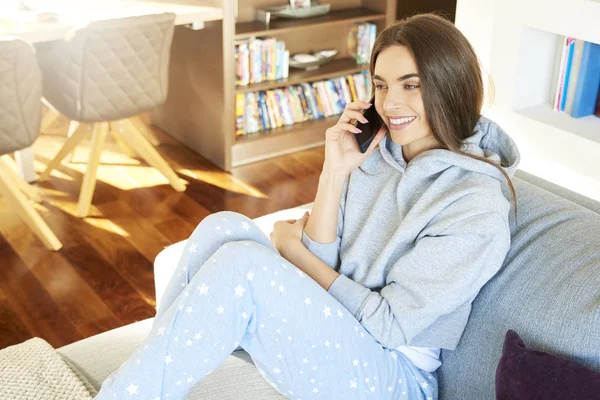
xmin=388 ymin=116 xmax=416 ymax=130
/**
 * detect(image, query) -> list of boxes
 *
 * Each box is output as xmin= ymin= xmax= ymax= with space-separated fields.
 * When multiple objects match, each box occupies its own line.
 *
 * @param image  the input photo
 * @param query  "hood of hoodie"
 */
xmin=363 ymin=116 xmax=520 ymax=193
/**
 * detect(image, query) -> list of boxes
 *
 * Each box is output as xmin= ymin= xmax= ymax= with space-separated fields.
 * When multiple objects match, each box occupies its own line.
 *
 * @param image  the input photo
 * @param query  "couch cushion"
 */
xmin=437 ymin=176 xmax=600 ymax=399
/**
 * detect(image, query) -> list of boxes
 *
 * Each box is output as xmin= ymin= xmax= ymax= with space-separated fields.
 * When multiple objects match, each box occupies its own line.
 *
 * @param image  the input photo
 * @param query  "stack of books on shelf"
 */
xmin=235 ymin=37 xmax=289 ymax=86
xmin=236 ymin=71 xmax=372 ymax=136
xmin=552 ymin=37 xmax=600 ymax=119
xmin=349 ymin=22 xmax=377 ymax=65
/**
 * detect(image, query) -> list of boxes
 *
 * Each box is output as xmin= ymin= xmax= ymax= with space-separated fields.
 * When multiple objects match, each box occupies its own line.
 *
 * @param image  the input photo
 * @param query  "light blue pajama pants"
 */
xmin=96 ymin=211 xmax=438 ymax=400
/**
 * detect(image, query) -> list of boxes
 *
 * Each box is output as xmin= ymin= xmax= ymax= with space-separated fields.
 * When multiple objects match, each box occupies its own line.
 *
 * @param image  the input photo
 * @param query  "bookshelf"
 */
xmin=456 ymin=0 xmax=600 ymax=201
xmin=150 ymin=0 xmax=396 ymax=171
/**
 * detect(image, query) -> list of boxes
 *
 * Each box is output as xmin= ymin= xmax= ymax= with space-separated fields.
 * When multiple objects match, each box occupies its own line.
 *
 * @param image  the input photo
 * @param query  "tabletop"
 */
xmin=0 ymin=0 xmax=224 ymax=43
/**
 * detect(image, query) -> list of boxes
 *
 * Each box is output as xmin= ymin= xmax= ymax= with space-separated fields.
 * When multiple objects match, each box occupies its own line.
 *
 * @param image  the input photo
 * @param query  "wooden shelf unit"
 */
xmin=151 ymin=0 xmax=396 ymax=171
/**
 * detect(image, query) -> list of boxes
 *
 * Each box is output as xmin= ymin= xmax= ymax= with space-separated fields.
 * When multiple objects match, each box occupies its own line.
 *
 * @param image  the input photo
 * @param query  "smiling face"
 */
xmin=373 ymin=45 xmax=442 ymax=161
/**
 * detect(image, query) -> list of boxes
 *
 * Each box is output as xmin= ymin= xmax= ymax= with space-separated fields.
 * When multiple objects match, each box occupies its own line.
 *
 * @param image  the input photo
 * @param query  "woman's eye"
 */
xmin=374 ymin=84 xmax=386 ymax=90
xmin=405 ymin=84 xmax=420 ymax=90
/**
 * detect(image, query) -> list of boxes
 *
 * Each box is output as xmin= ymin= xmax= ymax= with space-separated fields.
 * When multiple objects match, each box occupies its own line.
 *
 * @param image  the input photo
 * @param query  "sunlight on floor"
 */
xmin=84 ymin=216 xmax=130 ymax=237
xmin=34 ymin=134 xmax=268 ymax=197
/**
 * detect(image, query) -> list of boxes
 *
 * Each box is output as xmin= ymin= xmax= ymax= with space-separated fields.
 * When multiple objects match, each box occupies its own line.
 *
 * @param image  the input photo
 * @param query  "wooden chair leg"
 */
xmin=0 ymin=166 xmax=62 ymax=251
xmin=120 ymin=123 xmax=187 ymax=192
xmin=110 ymin=121 xmax=138 ymax=158
xmin=40 ymin=107 xmax=62 ymax=133
xmin=14 ymin=147 xmax=36 ymax=183
xmin=127 ymin=116 xmax=162 ymax=146
xmin=76 ymin=122 xmax=109 ymax=218
xmin=0 ymin=156 xmax=42 ymax=203
xmin=39 ymin=121 xmax=91 ymax=181
xmin=65 ymin=120 xmax=86 ymax=162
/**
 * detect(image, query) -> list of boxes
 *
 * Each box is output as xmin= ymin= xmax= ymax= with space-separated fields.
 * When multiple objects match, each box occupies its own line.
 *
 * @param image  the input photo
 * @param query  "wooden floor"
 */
xmin=0 ymin=115 xmax=325 ymax=350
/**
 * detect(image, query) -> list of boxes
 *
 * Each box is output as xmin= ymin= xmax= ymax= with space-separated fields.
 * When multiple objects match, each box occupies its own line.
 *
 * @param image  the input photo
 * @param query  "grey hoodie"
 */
xmin=302 ymin=116 xmax=520 ymax=353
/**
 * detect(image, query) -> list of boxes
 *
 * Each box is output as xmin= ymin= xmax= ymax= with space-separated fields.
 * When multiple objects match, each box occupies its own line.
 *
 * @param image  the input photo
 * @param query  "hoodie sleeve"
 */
xmin=326 ymin=209 xmax=511 ymax=349
xmin=300 ymin=179 xmax=348 ymax=269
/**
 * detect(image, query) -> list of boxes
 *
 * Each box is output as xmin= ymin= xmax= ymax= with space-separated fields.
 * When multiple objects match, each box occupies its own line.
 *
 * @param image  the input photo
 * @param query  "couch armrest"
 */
xmin=154 ymin=240 xmax=187 ymax=310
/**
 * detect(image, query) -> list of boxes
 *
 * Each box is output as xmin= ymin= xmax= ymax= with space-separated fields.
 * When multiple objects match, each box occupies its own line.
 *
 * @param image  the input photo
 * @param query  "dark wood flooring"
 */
xmin=0 ymin=115 xmax=325 ymax=350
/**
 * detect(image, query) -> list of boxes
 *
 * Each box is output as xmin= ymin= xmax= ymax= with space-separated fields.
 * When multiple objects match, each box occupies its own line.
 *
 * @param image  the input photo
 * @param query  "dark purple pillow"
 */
xmin=496 ymin=330 xmax=600 ymax=400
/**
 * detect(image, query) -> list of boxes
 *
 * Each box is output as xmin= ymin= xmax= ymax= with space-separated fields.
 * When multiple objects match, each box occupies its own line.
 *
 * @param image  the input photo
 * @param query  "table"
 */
xmin=1 ymin=0 xmax=223 ymax=181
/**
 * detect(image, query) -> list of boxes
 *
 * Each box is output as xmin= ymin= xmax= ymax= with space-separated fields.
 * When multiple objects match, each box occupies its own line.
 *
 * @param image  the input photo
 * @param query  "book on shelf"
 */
xmin=570 ymin=41 xmax=600 ymax=118
xmin=235 ymin=37 xmax=289 ymax=87
xmin=552 ymin=37 xmax=600 ymax=118
xmin=235 ymin=71 xmax=372 ymax=136
xmin=348 ymin=22 xmax=377 ymax=65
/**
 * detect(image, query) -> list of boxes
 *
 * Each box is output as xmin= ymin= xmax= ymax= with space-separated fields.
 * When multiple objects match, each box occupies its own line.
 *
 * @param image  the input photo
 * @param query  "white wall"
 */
xmin=456 ymin=0 xmax=600 ymax=201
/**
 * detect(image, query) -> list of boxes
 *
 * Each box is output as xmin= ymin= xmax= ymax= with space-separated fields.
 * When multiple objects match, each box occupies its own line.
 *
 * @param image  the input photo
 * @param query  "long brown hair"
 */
xmin=370 ymin=13 xmax=517 ymax=215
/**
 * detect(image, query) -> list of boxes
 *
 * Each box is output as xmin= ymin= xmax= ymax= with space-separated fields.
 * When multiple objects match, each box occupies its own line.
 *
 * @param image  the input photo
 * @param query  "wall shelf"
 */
xmin=517 ymin=104 xmax=600 ymax=146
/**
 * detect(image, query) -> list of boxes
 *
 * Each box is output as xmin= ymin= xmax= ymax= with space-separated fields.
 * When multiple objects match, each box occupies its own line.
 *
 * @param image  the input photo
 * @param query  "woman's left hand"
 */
xmin=270 ymin=212 xmax=310 ymax=254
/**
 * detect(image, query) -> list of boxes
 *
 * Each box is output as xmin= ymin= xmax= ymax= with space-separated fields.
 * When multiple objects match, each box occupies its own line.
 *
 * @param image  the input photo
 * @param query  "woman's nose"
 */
xmin=383 ymin=91 xmax=404 ymax=112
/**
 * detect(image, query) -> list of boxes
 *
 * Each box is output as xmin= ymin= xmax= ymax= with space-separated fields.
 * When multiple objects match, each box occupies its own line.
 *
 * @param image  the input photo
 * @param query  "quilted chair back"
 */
xmin=38 ymin=13 xmax=175 ymax=123
xmin=0 ymin=38 xmax=42 ymax=156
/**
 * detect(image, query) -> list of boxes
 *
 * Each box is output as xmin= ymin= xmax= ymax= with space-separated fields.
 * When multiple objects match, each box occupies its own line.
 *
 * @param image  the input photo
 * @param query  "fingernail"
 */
xmin=354 ymin=128 xmax=362 ymax=133
xmin=360 ymin=118 xmax=368 ymax=123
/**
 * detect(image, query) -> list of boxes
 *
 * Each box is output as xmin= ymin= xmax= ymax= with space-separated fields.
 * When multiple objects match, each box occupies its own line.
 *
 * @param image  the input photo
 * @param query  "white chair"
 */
xmin=0 ymin=38 xmax=62 ymax=251
xmin=37 ymin=13 xmax=186 ymax=218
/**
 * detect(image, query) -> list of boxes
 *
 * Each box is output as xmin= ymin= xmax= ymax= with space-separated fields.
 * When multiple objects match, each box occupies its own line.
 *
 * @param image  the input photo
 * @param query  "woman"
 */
xmin=96 ymin=13 xmax=519 ymax=400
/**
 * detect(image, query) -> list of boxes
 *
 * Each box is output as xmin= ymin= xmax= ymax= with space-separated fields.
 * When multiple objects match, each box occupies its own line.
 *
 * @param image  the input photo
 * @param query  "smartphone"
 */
xmin=353 ymin=101 xmax=382 ymax=153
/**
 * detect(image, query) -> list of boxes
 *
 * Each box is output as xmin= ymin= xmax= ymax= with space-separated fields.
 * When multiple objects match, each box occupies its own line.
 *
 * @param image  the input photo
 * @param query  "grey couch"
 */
xmin=58 ymin=170 xmax=600 ymax=399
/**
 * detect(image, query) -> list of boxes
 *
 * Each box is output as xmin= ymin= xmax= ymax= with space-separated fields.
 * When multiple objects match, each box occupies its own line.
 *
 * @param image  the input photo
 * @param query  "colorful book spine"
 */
xmin=347 ymin=75 xmax=358 ymax=102
xmin=368 ymin=24 xmax=377 ymax=64
xmin=362 ymin=71 xmax=372 ymax=100
xmin=258 ymin=92 xmax=270 ymax=130
xmin=275 ymin=89 xmax=294 ymax=125
xmin=266 ymin=90 xmax=283 ymax=127
xmin=339 ymin=77 xmax=353 ymax=105
xmin=570 ymin=41 xmax=600 ymax=118
xmin=559 ymin=37 xmax=576 ymax=111
xmin=333 ymin=78 xmax=347 ymax=111
xmin=235 ymin=42 xmax=250 ymax=86
xmin=276 ymin=40 xmax=286 ymax=80
xmin=287 ymin=87 xmax=299 ymax=122
xmin=244 ymin=93 xmax=257 ymax=134
xmin=263 ymin=90 xmax=276 ymax=128
xmin=565 ymin=40 xmax=585 ymax=114
xmin=301 ymin=83 xmax=322 ymax=119
xmin=316 ymin=82 xmax=333 ymax=117
xmin=235 ymin=93 xmax=245 ymax=135
xmin=353 ymin=74 xmax=366 ymax=101
xmin=311 ymin=84 xmax=325 ymax=118
xmin=326 ymin=80 xmax=343 ymax=114
xmin=295 ymin=85 xmax=312 ymax=120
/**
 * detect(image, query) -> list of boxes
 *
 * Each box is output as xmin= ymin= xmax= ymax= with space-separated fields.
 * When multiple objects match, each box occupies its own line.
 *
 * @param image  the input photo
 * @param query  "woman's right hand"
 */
xmin=323 ymin=101 xmax=387 ymax=177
